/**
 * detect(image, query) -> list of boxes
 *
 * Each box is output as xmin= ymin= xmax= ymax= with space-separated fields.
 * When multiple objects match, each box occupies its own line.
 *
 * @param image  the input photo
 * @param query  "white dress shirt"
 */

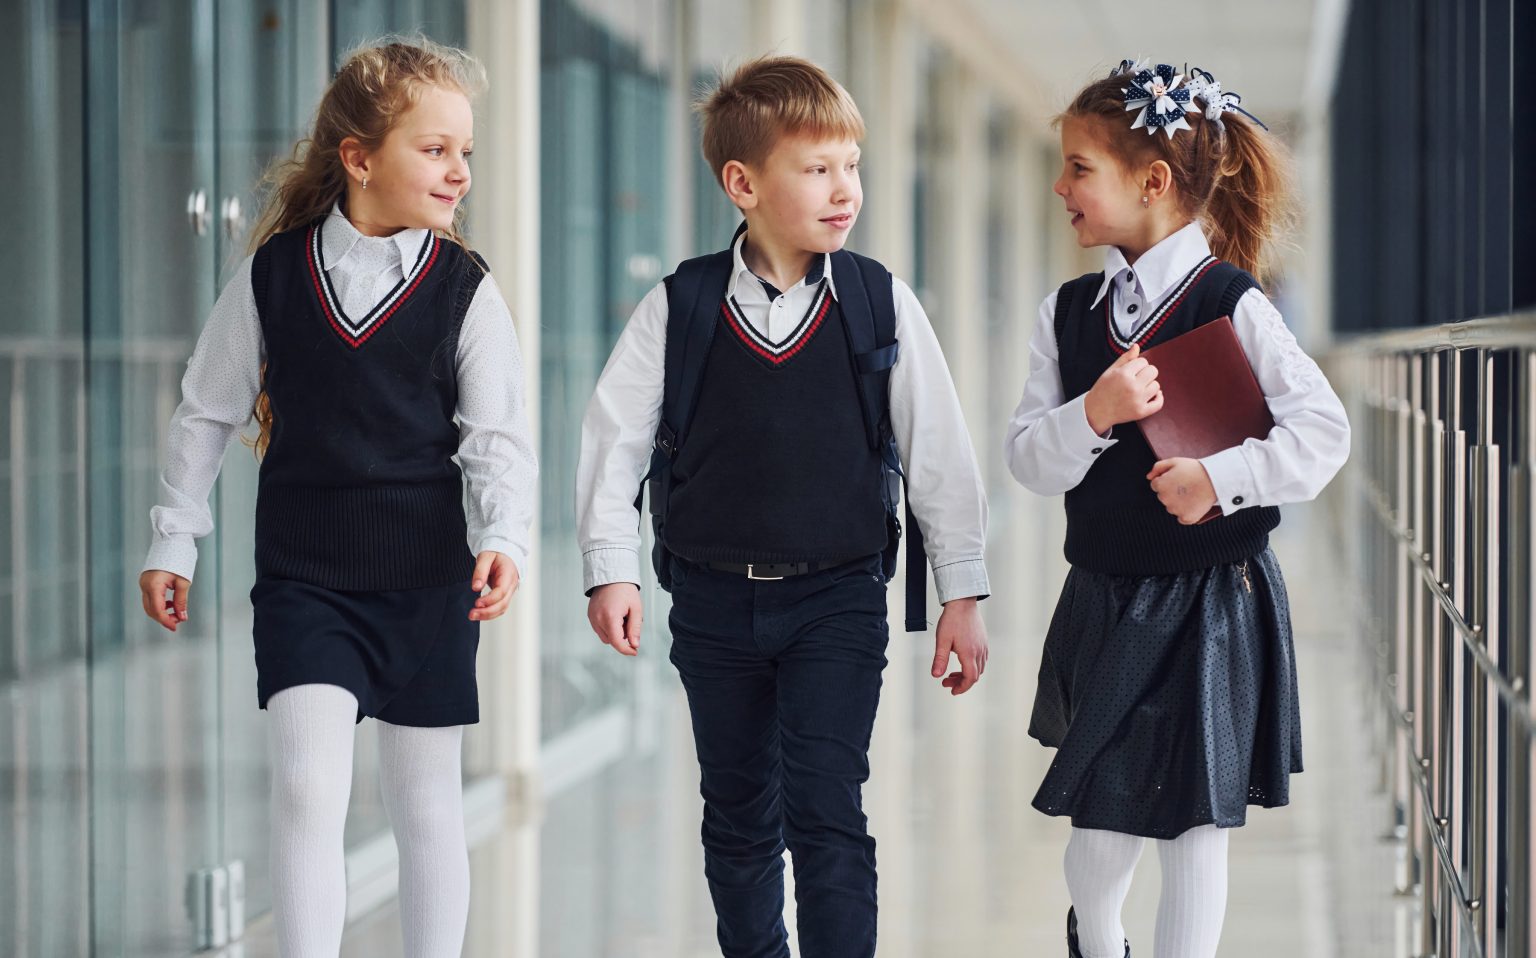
xmin=576 ymin=230 xmax=990 ymax=603
xmin=1003 ymin=221 xmax=1350 ymax=514
xmin=143 ymin=205 xmax=537 ymax=582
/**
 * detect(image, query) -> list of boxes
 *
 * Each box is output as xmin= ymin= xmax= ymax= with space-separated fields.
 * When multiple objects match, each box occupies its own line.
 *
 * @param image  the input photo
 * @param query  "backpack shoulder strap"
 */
xmin=658 ymin=248 xmax=735 ymax=455
xmin=829 ymin=249 xmax=897 ymax=449
xmin=641 ymin=233 xmax=739 ymax=589
xmin=832 ymin=249 xmax=933 ymax=633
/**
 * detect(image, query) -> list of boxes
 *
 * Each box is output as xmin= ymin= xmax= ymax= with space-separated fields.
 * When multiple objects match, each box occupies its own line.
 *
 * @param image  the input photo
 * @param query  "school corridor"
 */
xmin=4 ymin=0 xmax=1533 ymax=956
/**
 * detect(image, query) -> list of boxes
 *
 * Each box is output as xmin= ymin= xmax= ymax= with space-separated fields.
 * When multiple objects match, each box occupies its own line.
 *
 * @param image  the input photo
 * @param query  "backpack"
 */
xmin=640 ymin=227 xmax=928 ymax=632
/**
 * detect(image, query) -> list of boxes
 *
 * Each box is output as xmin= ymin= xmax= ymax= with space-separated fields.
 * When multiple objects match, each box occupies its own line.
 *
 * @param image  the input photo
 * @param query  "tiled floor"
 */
xmin=233 ymin=499 xmax=1408 ymax=956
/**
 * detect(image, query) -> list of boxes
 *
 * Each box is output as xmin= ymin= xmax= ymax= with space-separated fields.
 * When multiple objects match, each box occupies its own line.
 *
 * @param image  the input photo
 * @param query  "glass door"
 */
xmin=84 ymin=0 xmax=226 ymax=953
xmin=211 ymin=0 xmax=329 ymax=930
xmin=0 ymin=3 xmax=90 ymax=956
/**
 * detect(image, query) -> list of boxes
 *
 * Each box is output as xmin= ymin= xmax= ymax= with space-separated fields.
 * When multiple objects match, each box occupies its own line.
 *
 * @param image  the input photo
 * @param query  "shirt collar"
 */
xmin=1091 ymin=221 xmax=1212 ymax=308
xmin=727 ymin=229 xmax=839 ymax=304
xmin=321 ymin=201 xmax=431 ymax=273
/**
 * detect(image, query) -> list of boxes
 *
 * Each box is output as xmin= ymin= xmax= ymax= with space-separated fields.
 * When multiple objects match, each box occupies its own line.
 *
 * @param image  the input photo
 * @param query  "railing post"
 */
xmin=1335 ymin=315 xmax=1536 ymax=958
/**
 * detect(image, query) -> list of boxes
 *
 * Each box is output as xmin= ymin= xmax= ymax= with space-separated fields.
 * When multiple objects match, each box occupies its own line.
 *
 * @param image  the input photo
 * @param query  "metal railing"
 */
xmin=1334 ymin=313 xmax=1536 ymax=958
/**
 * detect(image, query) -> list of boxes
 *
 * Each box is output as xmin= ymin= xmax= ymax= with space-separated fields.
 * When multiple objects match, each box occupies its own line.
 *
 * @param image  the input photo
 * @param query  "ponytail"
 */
xmin=1200 ymin=112 xmax=1296 ymax=286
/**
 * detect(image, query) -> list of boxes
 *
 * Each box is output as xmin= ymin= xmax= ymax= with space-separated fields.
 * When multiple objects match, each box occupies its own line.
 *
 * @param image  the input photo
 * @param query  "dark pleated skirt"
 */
xmin=1029 ymin=547 xmax=1302 ymax=839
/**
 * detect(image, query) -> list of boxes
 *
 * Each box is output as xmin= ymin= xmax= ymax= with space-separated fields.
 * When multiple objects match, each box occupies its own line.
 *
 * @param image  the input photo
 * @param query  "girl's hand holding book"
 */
xmin=1147 ymin=457 xmax=1219 ymax=525
xmin=1085 ymin=343 xmax=1164 ymax=435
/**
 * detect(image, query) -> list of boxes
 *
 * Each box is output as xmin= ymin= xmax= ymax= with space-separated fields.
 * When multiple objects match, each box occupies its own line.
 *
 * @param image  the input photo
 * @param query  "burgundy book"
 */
xmin=1136 ymin=316 xmax=1274 ymax=524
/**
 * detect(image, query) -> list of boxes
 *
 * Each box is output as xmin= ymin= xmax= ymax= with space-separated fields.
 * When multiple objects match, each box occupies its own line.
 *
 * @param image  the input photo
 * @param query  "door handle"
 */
xmin=187 ymin=189 xmax=210 ymax=236
xmin=221 ymin=195 xmax=245 ymax=241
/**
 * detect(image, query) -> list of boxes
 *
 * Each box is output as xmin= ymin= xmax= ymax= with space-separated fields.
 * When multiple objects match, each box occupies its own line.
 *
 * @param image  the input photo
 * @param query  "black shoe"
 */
xmin=1066 ymin=907 xmax=1130 ymax=957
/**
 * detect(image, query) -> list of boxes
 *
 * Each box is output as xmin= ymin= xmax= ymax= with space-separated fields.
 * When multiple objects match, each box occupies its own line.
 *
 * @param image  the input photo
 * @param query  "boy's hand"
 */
xmin=1084 ymin=343 xmax=1162 ymax=435
xmin=470 ymin=550 xmax=520 ymax=621
xmin=931 ymin=597 xmax=988 ymax=695
xmin=139 ymin=569 xmax=191 ymax=632
xmin=1148 ymin=457 xmax=1218 ymax=524
xmin=588 ymin=583 xmax=643 ymax=656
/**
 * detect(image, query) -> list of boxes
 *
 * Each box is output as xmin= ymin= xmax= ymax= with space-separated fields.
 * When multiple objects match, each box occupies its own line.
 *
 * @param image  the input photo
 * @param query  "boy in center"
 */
xmin=575 ymin=56 xmax=991 ymax=958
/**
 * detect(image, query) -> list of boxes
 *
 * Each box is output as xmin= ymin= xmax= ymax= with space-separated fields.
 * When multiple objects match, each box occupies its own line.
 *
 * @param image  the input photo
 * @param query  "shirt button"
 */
xmin=1127 ymin=304 xmax=1138 ymax=314
xmin=776 ymin=301 xmax=784 ymax=308
xmin=1091 ymin=447 xmax=1103 ymax=455
xmin=1232 ymin=496 xmax=1244 ymax=505
xmin=1125 ymin=271 xmax=1135 ymax=283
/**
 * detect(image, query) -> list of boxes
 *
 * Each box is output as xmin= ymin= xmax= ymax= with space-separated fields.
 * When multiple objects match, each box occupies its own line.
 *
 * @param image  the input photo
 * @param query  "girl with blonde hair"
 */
xmin=138 ymin=37 xmax=535 ymax=955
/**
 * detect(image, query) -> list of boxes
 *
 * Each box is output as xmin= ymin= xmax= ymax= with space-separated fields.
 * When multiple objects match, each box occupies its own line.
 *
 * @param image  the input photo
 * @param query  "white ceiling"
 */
xmin=961 ymin=0 xmax=1326 ymax=136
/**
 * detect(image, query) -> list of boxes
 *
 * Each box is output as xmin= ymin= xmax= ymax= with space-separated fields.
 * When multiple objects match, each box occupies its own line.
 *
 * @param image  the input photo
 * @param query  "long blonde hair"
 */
xmin=248 ymin=36 xmax=487 ymax=458
xmin=1058 ymin=66 xmax=1296 ymax=287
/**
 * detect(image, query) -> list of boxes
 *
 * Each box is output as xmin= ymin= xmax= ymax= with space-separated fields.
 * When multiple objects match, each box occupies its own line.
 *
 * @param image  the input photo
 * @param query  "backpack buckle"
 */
xmin=654 ymin=422 xmax=678 ymax=457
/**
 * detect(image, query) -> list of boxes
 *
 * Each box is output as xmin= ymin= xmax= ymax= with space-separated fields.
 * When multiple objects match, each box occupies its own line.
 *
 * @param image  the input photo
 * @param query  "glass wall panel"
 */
xmin=213 ymin=0 xmax=329 ymax=924
xmin=538 ymin=0 xmax=673 ymax=744
xmin=83 ymin=1 xmax=224 ymax=954
xmin=535 ymin=5 xmax=682 ymax=949
xmin=689 ymin=0 xmax=749 ymax=254
xmin=0 ymin=7 xmax=89 ymax=955
xmin=331 ymin=0 xmax=466 ymax=49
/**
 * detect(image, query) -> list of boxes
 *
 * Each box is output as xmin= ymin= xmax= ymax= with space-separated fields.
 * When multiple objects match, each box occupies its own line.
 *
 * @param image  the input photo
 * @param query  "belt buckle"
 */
xmin=746 ymin=563 xmax=784 ymax=581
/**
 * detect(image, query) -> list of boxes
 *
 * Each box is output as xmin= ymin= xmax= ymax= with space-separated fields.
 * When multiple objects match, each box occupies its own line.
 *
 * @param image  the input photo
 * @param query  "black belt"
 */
xmin=701 ymin=557 xmax=862 ymax=581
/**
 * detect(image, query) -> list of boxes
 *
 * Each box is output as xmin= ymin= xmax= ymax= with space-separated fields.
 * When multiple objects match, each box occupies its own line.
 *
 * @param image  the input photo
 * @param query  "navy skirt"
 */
xmin=250 ymin=576 xmax=481 ymax=727
xmin=1028 ymin=547 xmax=1301 ymax=839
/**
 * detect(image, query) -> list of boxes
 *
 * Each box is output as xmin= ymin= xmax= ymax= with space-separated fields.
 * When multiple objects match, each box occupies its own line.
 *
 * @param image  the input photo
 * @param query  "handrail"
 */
xmin=1327 ymin=324 xmax=1534 ymax=958
xmin=1336 ymin=311 xmax=1536 ymax=353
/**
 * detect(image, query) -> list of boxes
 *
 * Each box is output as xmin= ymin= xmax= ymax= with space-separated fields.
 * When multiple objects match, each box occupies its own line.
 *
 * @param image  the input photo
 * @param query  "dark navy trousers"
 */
xmin=667 ymin=554 xmax=889 ymax=958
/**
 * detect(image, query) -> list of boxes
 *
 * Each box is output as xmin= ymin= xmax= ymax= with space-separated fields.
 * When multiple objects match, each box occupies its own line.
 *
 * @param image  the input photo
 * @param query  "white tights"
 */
xmin=267 ymin=684 xmax=470 ymax=957
xmin=1063 ymin=824 xmax=1229 ymax=958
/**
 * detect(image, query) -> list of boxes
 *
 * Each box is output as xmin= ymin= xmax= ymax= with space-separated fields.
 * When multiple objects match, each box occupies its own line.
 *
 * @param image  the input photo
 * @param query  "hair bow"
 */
xmin=1110 ymin=57 xmax=1150 ymax=78
xmin=1121 ymin=63 xmax=1194 ymax=139
xmin=1184 ymin=68 xmax=1269 ymax=132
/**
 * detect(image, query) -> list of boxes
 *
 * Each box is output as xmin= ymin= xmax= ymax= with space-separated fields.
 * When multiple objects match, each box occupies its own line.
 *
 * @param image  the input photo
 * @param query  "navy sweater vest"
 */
xmin=250 ymin=222 xmax=485 ymax=590
xmin=662 ymin=285 xmax=889 ymax=564
xmin=1055 ymin=259 xmax=1280 ymax=576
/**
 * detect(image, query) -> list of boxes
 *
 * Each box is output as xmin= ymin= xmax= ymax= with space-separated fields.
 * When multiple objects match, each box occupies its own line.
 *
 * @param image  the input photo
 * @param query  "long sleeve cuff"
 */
xmin=583 ymin=546 xmax=643 ymax=595
xmin=143 ymin=535 xmax=199 ymax=582
xmin=1063 ymin=393 xmax=1117 ymax=458
xmin=1201 ymin=446 xmax=1258 ymax=515
xmin=473 ymin=536 xmax=528 ymax=580
xmin=933 ymin=557 xmax=990 ymax=604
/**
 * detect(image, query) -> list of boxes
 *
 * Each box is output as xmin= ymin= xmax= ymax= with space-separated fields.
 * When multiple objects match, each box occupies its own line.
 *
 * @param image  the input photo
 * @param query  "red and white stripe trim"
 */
xmin=1106 ymin=255 xmax=1219 ymax=354
xmin=306 ymin=225 xmax=440 ymax=348
xmin=721 ymin=279 xmax=832 ymax=367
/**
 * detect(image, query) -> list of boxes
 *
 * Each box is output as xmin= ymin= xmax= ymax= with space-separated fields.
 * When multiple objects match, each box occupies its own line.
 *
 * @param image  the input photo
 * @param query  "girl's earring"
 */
xmin=1141 ymin=195 xmax=1150 ymax=209
xmin=362 ymin=177 xmax=368 ymax=191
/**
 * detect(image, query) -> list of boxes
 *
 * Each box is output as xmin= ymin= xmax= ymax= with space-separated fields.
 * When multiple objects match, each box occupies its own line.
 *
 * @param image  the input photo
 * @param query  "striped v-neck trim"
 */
xmin=1106 ymin=255 xmax=1219 ymax=354
xmin=722 ymin=278 xmax=832 ymax=367
xmin=306 ymin=225 xmax=440 ymax=348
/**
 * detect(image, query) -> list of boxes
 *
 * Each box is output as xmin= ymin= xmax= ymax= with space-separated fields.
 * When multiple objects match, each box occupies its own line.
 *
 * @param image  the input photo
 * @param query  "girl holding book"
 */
xmin=1002 ymin=60 xmax=1350 ymax=958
